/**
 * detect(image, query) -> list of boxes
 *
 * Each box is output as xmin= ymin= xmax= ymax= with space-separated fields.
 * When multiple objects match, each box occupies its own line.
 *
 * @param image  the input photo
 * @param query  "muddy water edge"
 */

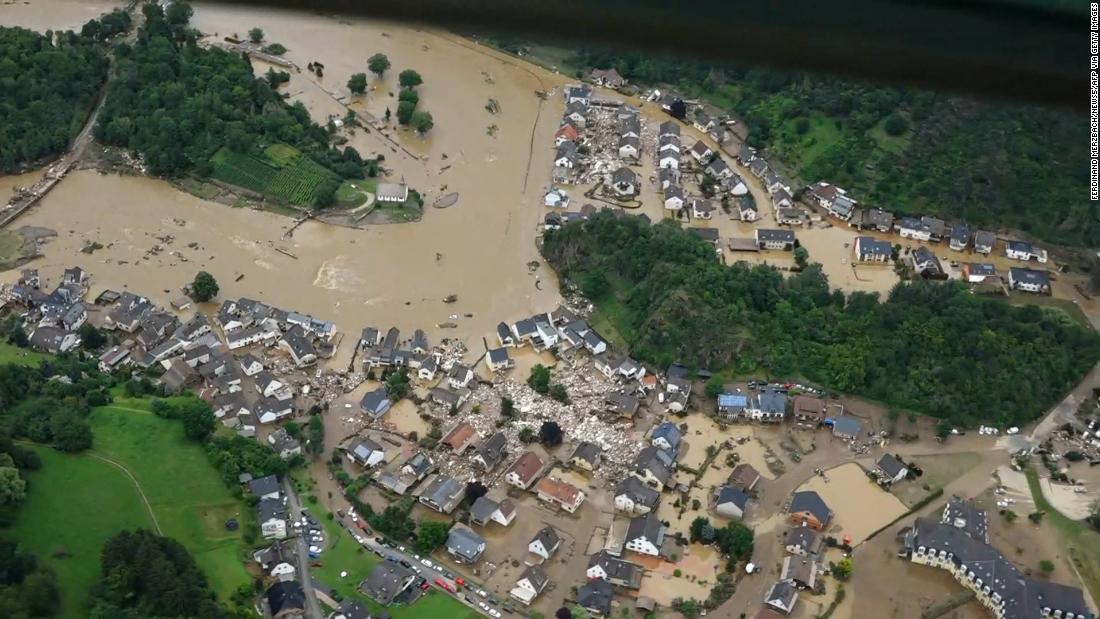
xmin=0 ymin=1 xmax=567 ymax=363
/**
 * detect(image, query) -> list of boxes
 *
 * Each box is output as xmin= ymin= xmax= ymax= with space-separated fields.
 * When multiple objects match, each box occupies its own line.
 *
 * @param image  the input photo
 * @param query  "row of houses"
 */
xmin=216 ymin=297 xmax=337 ymax=367
xmin=736 ymin=145 xmax=794 ymax=220
xmin=10 ymin=267 xmax=90 ymax=354
xmin=806 ymin=181 xmax=1050 ymax=264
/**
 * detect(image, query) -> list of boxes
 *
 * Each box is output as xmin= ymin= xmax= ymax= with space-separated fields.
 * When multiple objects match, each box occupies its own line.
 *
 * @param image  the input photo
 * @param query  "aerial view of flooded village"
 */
xmin=0 ymin=1 xmax=1097 ymax=619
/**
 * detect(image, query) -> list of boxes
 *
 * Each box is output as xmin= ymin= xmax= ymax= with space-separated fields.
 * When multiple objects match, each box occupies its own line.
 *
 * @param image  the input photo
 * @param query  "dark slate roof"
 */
xmin=789 ymin=491 xmax=831 ymax=524
xmin=1010 ymin=267 xmax=1050 ymax=286
xmin=249 ymin=474 xmax=280 ymax=497
xmin=650 ymin=421 xmax=681 ymax=451
xmin=755 ymin=388 xmax=788 ymax=413
xmin=832 ymin=416 xmax=863 ymax=437
xmin=266 ymin=581 xmax=305 ymax=616
xmin=611 ymin=167 xmax=637 ymax=185
xmin=475 ymin=432 xmax=507 ymax=468
xmin=518 ymin=564 xmax=549 ymax=593
xmin=488 ymin=347 xmax=510 ymax=365
xmin=577 ymin=579 xmax=614 ymax=615
xmin=469 ymin=495 xmax=500 ymax=523
xmin=856 ymin=236 xmax=893 ymax=259
xmin=257 ymin=497 xmax=286 ymax=523
xmin=446 ymin=526 xmax=485 ymax=561
xmin=588 ymin=551 xmax=643 ymax=586
xmin=627 ymin=513 xmax=664 ymax=544
xmin=715 ymin=485 xmax=750 ymax=511
xmin=974 ymin=230 xmax=996 ymax=247
xmin=787 ymin=528 xmax=821 ymax=554
xmin=571 ymin=441 xmax=602 ymax=465
xmin=876 ymin=454 xmax=908 ymax=478
xmin=496 ymin=322 xmax=513 ymax=342
xmin=757 ymin=229 xmax=795 ymax=243
xmin=766 ymin=580 xmax=798 ymax=608
xmin=614 ymin=476 xmax=661 ymax=508
xmin=361 ymin=562 xmax=416 ymax=605
xmin=530 ymin=526 xmax=561 ymax=552
xmin=632 ymin=446 xmax=674 ymax=486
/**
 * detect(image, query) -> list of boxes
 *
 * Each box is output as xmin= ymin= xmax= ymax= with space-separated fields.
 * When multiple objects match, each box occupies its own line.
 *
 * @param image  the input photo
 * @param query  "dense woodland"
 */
xmin=88 ymin=529 xmax=236 ymax=619
xmin=542 ymin=212 xmax=1100 ymax=426
xmin=0 ymin=27 xmax=108 ymax=172
xmin=96 ymin=3 xmax=362 ymax=181
xmin=568 ymin=49 xmax=1095 ymax=247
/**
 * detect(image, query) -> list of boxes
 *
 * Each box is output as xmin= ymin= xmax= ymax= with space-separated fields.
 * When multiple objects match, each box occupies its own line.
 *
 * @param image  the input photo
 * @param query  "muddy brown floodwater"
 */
xmin=1 ymin=1 xmax=571 ymax=364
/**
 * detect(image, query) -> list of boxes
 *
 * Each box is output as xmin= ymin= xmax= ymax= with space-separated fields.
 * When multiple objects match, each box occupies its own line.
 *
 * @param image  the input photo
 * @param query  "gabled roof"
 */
xmin=715 ymin=485 xmax=750 ymax=511
xmin=517 ymin=564 xmax=549 ymax=592
xmin=650 ymin=421 xmax=681 ymax=451
xmin=577 ymin=579 xmax=614 ymax=615
xmin=571 ymin=441 xmax=602 ymax=465
xmin=249 ymin=474 xmax=280 ymax=497
xmin=530 ymin=526 xmax=561 ymax=552
xmin=615 ymin=476 xmax=661 ymax=508
xmin=475 ymin=432 xmax=508 ymax=468
xmin=728 ymin=463 xmax=762 ymax=491
xmin=876 ymin=453 xmax=908 ymax=478
xmin=626 ymin=513 xmax=665 ymax=544
xmin=786 ymin=527 xmax=822 ymax=554
xmin=789 ymin=490 xmax=831 ymax=524
xmin=469 ymin=495 xmax=500 ymax=523
xmin=611 ymin=167 xmax=637 ymax=185
xmin=266 ymin=581 xmax=305 ymax=616
xmin=506 ymin=451 xmax=544 ymax=485
xmin=446 ymin=526 xmax=485 ymax=561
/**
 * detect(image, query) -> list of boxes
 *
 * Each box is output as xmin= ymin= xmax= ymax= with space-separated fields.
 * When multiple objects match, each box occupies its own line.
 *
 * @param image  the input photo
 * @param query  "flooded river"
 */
xmin=1 ymin=1 xmax=568 ymax=363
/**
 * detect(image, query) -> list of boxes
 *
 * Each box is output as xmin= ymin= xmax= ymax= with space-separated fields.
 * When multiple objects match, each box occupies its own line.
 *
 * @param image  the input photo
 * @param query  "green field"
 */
xmin=311 ymin=510 xmax=477 ymax=619
xmin=210 ymin=143 xmax=339 ymax=206
xmin=86 ymin=400 xmax=252 ymax=600
xmin=0 ymin=340 xmax=48 ymax=366
xmin=10 ymin=447 xmax=154 ymax=618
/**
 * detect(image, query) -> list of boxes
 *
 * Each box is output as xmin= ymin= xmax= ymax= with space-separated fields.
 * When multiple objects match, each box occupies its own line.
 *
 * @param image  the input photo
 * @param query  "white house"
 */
xmin=509 ymin=565 xmax=549 ymax=606
xmin=713 ymin=485 xmax=749 ymax=520
xmin=623 ymin=514 xmax=665 ymax=557
xmin=691 ymin=199 xmax=715 ymax=220
xmin=663 ymin=185 xmax=685 ymax=211
xmin=1006 ymin=240 xmax=1048 ymax=263
xmin=447 ymin=364 xmax=475 ymax=389
xmin=874 ymin=454 xmax=910 ymax=485
xmin=347 ymin=438 xmax=386 ymax=468
xmin=527 ymin=526 xmax=562 ymax=561
xmin=1008 ymin=267 xmax=1051 ymax=294
xmin=689 ymin=140 xmax=713 ymax=162
xmin=658 ymin=151 xmax=679 ymax=170
xmin=258 ymin=498 xmax=287 ymax=540
xmin=618 ymin=136 xmax=640 ymax=161
xmin=239 ymin=354 xmax=264 ymax=376
xmin=485 ymin=347 xmax=513 ymax=372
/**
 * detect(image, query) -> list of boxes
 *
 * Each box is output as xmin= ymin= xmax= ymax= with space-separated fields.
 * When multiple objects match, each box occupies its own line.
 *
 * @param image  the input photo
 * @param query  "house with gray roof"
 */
xmin=472 ymin=432 xmax=507 ymax=470
xmin=631 ymin=446 xmax=675 ymax=488
xmin=765 ymin=580 xmax=799 ymax=614
xmin=875 ymin=454 xmax=910 ymax=484
xmin=1008 ymin=267 xmax=1051 ymax=294
xmin=570 ymin=441 xmax=603 ymax=472
xmin=624 ymin=513 xmax=666 ymax=556
xmin=831 ymin=415 xmax=863 ymax=440
xmin=510 ymin=564 xmax=549 ymax=605
xmin=249 ymin=474 xmax=281 ymax=500
xmin=577 ymin=579 xmax=614 ymax=617
xmin=528 ymin=526 xmax=561 ymax=560
xmin=347 ymin=438 xmax=385 ymax=468
xmin=650 ymin=421 xmax=681 ymax=455
xmin=788 ymin=490 xmax=832 ymax=530
xmin=360 ymin=562 xmax=417 ymax=606
xmin=854 ymin=235 xmax=894 ymax=262
xmin=417 ymin=474 xmax=465 ymax=514
xmin=714 ymin=485 xmax=750 ymax=520
xmin=749 ymin=389 xmax=788 ymax=423
xmin=279 ymin=326 xmax=317 ymax=367
xmin=586 ymin=551 xmax=643 ymax=589
xmin=785 ymin=528 xmax=824 ymax=557
xmin=446 ymin=526 xmax=486 ymax=564
xmin=614 ymin=476 xmax=661 ymax=515
xmin=359 ymin=387 xmax=392 ymax=419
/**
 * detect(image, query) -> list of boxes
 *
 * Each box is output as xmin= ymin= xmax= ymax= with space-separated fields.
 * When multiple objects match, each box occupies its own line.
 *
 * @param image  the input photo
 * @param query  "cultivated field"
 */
xmin=210 ymin=143 xmax=341 ymax=206
xmin=10 ymin=447 xmax=154 ymax=619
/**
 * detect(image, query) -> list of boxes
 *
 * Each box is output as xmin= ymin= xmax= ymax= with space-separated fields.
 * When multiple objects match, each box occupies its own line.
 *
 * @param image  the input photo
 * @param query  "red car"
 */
xmin=419 ymin=581 xmax=430 ymax=591
xmin=434 ymin=578 xmax=454 ymax=592
xmin=454 ymin=577 xmax=465 ymax=586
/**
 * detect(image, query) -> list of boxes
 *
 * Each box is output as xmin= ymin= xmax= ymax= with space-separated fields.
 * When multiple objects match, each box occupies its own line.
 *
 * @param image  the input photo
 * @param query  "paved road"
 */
xmin=330 ymin=511 xmax=502 ymax=618
xmin=283 ymin=479 xmax=325 ymax=619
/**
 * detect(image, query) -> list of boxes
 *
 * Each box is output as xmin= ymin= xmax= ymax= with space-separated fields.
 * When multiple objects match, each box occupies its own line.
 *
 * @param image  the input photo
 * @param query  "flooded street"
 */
xmin=0 ymin=0 xmax=120 ymax=32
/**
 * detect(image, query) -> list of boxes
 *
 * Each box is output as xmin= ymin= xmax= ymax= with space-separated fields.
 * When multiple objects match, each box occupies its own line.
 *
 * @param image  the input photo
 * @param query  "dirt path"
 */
xmin=86 ymin=451 xmax=163 ymax=535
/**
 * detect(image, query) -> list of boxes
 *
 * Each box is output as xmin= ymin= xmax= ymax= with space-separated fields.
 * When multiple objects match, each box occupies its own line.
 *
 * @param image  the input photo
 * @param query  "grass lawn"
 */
xmin=10 ymin=447 xmax=153 ymax=618
xmin=86 ymin=399 xmax=252 ymax=600
xmin=1008 ymin=293 xmax=1092 ymax=330
xmin=867 ymin=117 xmax=912 ymax=155
xmin=0 ymin=341 xmax=48 ymax=366
xmin=310 ymin=509 xmax=477 ymax=619
xmin=1026 ymin=468 xmax=1100 ymax=605
xmin=894 ymin=451 xmax=982 ymax=508
xmin=335 ymin=180 xmax=373 ymax=208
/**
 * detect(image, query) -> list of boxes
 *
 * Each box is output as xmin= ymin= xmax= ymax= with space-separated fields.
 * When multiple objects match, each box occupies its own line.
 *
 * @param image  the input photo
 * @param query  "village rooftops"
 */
xmin=756 ymin=229 xmax=795 ymax=244
xmin=789 ymin=490 xmax=832 ymax=527
xmin=615 ymin=476 xmax=661 ymax=509
xmin=417 ymin=474 xmax=466 ymax=513
xmin=658 ymin=120 xmax=680 ymax=137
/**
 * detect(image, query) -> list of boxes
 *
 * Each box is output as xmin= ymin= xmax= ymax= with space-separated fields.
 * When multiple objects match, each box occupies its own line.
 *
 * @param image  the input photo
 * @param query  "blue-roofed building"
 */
xmin=650 ymin=421 xmax=681 ymax=455
xmin=360 ymin=387 xmax=392 ymax=419
xmin=717 ymin=392 xmax=748 ymax=419
xmin=831 ymin=416 xmax=863 ymax=440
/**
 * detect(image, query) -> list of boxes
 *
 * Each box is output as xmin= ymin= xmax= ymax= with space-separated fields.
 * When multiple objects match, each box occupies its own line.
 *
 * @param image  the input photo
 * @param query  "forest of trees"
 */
xmin=88 ymin=529 xmax=235 ymax=618
xmin=542 ymin=212 xmax=1100 ymax=426
xmin=96 ymin=3 xmax=363 ymax=180
xmin=567 ymin=48 xmax=1095 ymax=248
xmin=0 ymin=26 xmax=108 ymax=172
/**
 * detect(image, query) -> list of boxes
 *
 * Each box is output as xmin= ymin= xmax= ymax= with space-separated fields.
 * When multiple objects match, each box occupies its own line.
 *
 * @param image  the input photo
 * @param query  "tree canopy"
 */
xmin=367 ymin=52 xmax=390 ymax=77
xmin=0 ymin=26 xmax=108 ymax=172
xmin=95 ymin=4 xmax=361 ymax=181
xmin=347 ymin=72 xmax=367 ymax=95
xmin=542 ymin=211 xmax=1100 ymax=426
xmin=89 ymin=529 xmax=235 ymax=618
xmin=398 ymin=69 xmax=422 ymax=89
xmin=191 ymin=271 xmax=218 ymax=302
